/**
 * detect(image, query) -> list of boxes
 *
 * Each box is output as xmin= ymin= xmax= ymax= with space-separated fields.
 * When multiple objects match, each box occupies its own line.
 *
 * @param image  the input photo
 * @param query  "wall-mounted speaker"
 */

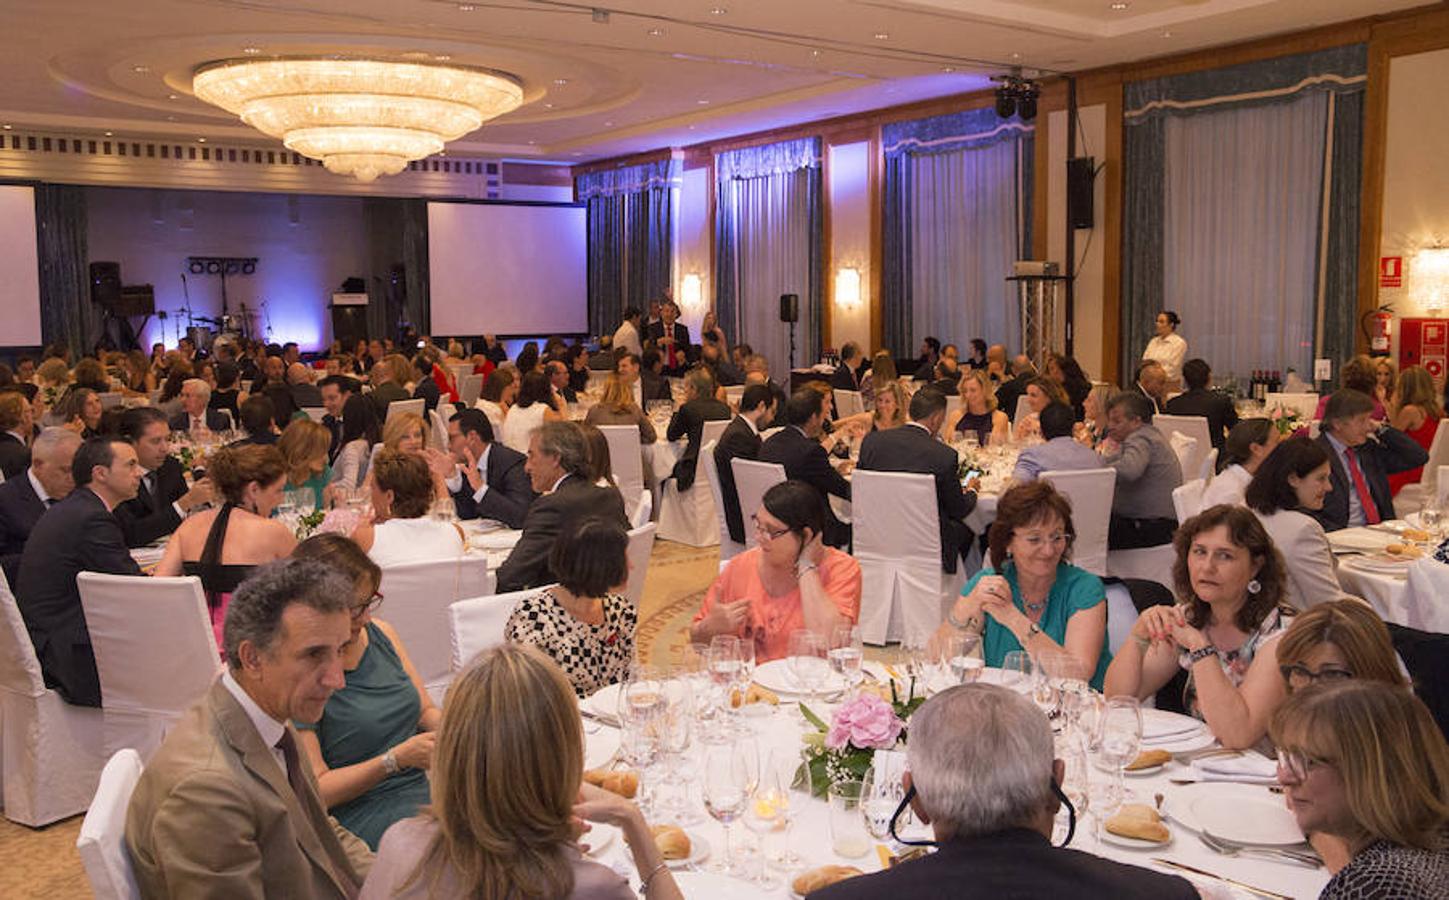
xmin=90 ymin=261 xmax=122 ymax=309
xmin=779 ymin=293 xmax=799 ymax=323
xmin=1067 ymin=157 xmax=1095 ymax=230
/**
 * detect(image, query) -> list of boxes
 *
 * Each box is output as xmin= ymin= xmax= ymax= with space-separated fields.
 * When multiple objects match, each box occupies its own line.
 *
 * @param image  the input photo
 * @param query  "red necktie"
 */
xmin=1345 ymin=447 xmax=1380 ymax=526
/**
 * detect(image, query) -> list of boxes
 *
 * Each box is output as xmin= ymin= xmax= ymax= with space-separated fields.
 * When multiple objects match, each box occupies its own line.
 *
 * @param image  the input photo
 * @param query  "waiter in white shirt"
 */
xmin=611 ymin=307 xmax=644 ymax=358
xmin=1142 ymin=310 xmax=1188 ymax=389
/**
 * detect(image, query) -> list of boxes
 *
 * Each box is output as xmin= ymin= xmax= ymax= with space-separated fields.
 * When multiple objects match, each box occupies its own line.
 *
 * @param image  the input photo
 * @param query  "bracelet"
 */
xmin=946 ymin=607 xmax=980 ymax=631
xmin=796 ymin=562 xmax=819 ymax=578
xmin=381 ymin=750 xmax=400 ymax=775
xmin=1188 ymin=645 xmax=1219 ymax=665
xmin=1023 ymin=622 xmax=1042 ymax=641
xmin=638 ymin=860 xmax=669 ymax=894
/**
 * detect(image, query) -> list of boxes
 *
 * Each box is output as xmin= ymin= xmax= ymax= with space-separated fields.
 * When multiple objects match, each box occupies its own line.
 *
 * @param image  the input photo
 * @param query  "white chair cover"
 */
xmin=851 ymin=471 xmax=961 ymax=646
xmin=832 ymin=389 xmax=865 ymax=418
xmin=624 ymin=523 xmax=657 ymax=610
xmin=387 ymin=398 xmax=426 ymax=423
xmin=301 ymin=407 xmax=326 ymax=423
xmin=1393 ymin=419 xmax=1449 ymax=518
xmin=459 ymin=374 xmax=485 ymax=408
xmin=657 ymin=421 xmax=729 ymax=547
xmin=448 ymin=588 xmax=538 ymax=674
xmin=1012 ymin=394 xmax=1032 ymax=425
xmin=759 ymin=426 xmax=783 ymax=442
xmin=630 ymin=490 xmax=653 ymax=530
xmin=0 ymin=572 xmax=105 ymax=826
xmin=429 ymin=408 xmax=450 ymax=455
xmin=724 ymin=385 xmax=745 ymax=409
xmin=77 ymin=748 xmax=144 ymax=900
xmin=945 ymin=395 xmax=963 ymax=423
xmin=98 ymin=392 xmax=124 ymax=411
xmin=1107 ymin=545 xmax=1177 ymax=591
xmin=1155 ymin=414 xmax=1210 ymax=482
xmin=1172 ymin=478 xmax=1207 ymax=523
xmin=1039 ymin=468 xmax=1115 ymax=578
xmin=77 ymin=573 xmax=220 ymax=762
xmin=700 ymin=439 xmax=746 ymax=561
xmin=378 ymin=557 xmax=493 ymax=705
xmin=1105 ymin=581 xmax=1141 ymax=656
xmin=599 ymin=425 xmax=647 ymax=524
xmin=1199 ymin=447 xmax=1219 ymax=483
xmin=730 ymin=459 xmax=787 ymax=549
xmin=1439 ymin=464 xmax=1449 ymax=508
xmin=1264 ymin=392 xmax=1319 ymax=421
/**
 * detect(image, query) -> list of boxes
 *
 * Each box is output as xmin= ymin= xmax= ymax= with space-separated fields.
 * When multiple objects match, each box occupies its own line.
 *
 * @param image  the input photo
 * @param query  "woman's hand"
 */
xmin=573 ymin=781 xmax=642 ymax=830
xmin=797 ymin=531 xmax=826 ymax=569
xmin=391 ymin=731 xmax=436 ymax=771
xmin=1132 ymin=606 xmax=1206 ymax=651
xmin=974 ymin=576 xmax=1024 ymax=630
xmin=700 ymin=597 xmax=751 ymax=637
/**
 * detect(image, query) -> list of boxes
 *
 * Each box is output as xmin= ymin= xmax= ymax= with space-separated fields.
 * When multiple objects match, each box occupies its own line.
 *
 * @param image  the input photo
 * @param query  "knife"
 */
xmin=580 ymin=708 xmax=621 ymax=729
xmin=1150 ymin=858 xmax=1292 ymax=900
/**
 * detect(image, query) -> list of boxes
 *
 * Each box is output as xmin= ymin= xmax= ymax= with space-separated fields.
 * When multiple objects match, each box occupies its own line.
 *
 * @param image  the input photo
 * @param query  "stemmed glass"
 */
xmin=1092 ymin=695 xmax=1143 ymax=819
xmin=703 ymin=739 xmax=756 ymax=875
xmin=1000 ymin=650 xmax=1035 ymax=694
xmin=944 ymin=632 xmax=983 ymax=685
xmin=1054 ymin=735 xmax=1091 ymax=848
xmin=861 ymin=762 xmax=908 ymax=847
xmin=707 ymin=636 xmax=749 ymax=737
xmin=1040 ymin=652 xmax=1091 ymax=734
xmin=741 ymin=749 xmax=787 ymax=890
xmin=828 ymin=625 xmax=865 ymax=692
xmin=787 ymin=630 xmax=829 ymax=709
xmin=654 ymin=675 xmax=698 ymax=822
xmin=616 ymin=669 xmax=665 ymax=811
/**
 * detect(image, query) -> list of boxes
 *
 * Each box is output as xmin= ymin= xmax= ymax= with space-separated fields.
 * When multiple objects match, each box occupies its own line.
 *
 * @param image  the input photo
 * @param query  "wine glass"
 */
xmin=617 ymin=670 xmax=665 ymax=808
xmin=655 ymin=676 xmax=697 ymax=821
xmin=1419 ymin=496 xmax=1443 ymax=540
xmin=944 ymin=632 xmax=983 ymax=685
xmin=828 ymin=625 xmax=865 ymax=691
xmin=787 ymin=630 xmax=828 ymax=708
xmin=1001 ymin=650 xmax=1035 ymax=694
xmin=1093 ymin=695 xmax=1143 ymax=817
xmin=703 ymin=740 xmax=755 ymax=875
xmin=860 ymin=763 xmax=907 ymax=845
xmin=741 ymin=750 xmax=785 ymax=890
xmin=1054 ymin=735 xmax=1091 ymax=848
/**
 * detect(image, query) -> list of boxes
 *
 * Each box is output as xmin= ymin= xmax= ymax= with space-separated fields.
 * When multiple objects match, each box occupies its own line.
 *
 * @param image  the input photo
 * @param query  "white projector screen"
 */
xmin=427 ymin=202 xmax=587 ymax=335
xmin=0 ymin=185 xmax=43 ymax=346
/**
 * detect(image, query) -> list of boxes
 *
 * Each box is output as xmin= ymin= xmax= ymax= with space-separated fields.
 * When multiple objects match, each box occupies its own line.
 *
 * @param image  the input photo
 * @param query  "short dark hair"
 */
xmin=612 ymin=352 xmax=641 ymax=374
xmin=622 ymin=306 xmax=641 ymax=322
xmin=640 ymin=348 xmax=662 ymax=371
xmin=318 ymin=374 xmax=358 ymax=394
xmin=970 ymin=339 xmax=987 ymax=355
xmin=239 ymin=395 xmax=275 ymax=435
xmin=72 ymin=436 xmax=126 ymax=487
xmin=839 ymin=342 xmax=860 ymax=363
xmin=1107 ymin=391 xmax=1155 ymax=424
xmin=339 ymin=394 xmax=379 ymax=445
xmin=1133 ymin=359 xmax=1164 ymax=383
xmin=1222 ymin=418 xmax=1273 ymax=468
xmin=515 ymin=371 xmax=554 ymax=409
xmin=909 ymin=386 xmax=947 ymax=421
xmin=784 ymin=388 xmax=823 ymax=427
xmin=1322 ymin=389 xmax=1374 ymax=429
xmin=118 ymin=405 xmax=169 ymax=442
xmin=550 ymin=517 xmax=629 ymax=597
xmin=223 ymin=558 xmax=351 ymax=672
xmin=1038 ymin=403 xmax=1076 ymax=440
xmin=934 ymin=358 xmax=958 ymax=381
xmin=740 ymin=384 xmax=774 ymax=413
xmin=215 ymin=362 xmax=240 ymax=390
xmin=761 ymin=480 xmax=826 ymax=543
xmin=1160 ymin=310 xmax=1180 ymax=328
xmin=1182 ymin=358 xmax=1211 ymax=391
xmin=282 ymin=342 xmax=299 ymax=353
xmin=1245 ymin=436 xmax=1330 ymax=514
xmin=923 ymin=336 xmax=941 ymax=355
xmin=451 ymin=407 xmax=494 ymax=444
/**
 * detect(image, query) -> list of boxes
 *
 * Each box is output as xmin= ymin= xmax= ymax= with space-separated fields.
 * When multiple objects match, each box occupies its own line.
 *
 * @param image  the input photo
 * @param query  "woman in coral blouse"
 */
xmin=691 ymin=480 xmax=861 ymax=663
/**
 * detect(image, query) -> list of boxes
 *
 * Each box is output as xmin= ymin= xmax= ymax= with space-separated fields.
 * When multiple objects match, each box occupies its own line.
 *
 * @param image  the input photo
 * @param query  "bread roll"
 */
xmin=791 ymin=865 xmax=864 ymax=894
xmin=649 ymin=824 xmax=691 ymax=859
xmin=1126 ymin=749 xmax=1172 ymax=771
xmin=729 ymin=683 xmax=780 ymax=707
xmin=1105 ymin=804 xmax=1171 ymax=843
xmin=1401 ymin=528 xmax=1432 ymax=542
xmin=582 ymin=768 xmax=639 ymax=799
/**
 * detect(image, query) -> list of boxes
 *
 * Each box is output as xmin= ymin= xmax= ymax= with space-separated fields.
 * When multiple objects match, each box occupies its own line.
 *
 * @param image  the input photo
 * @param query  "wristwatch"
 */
xmin=1188 ymin=645 xmax=1219 ymax=666
xmin=1025 ymin=622 xmax=1042 ymax=639
xmin=381 ymin=749 xmax=400 ymax=775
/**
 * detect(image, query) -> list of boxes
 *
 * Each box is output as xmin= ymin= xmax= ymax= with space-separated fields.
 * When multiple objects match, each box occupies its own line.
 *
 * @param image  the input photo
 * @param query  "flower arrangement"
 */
xmin=1266 ymin=404 xmax=1308 ymax=438
xmin=800 ymin=683 xmax=924 ymax=797
xmin=956 ymin=453 xmax=988 ymax=483
xmin=293 ymin=508 xmax=328 ymax=540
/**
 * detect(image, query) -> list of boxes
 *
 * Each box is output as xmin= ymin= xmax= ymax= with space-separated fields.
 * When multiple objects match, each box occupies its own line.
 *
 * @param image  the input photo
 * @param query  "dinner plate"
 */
xmin=663 ymin=832 xmax=710 ymax=869
xmin=753 ymin=659 xmax=848 ymax=696
xmin=583 ymin=734 xmax=618 ymax=771
xmin=1144 ymin=729 xmax=1216 ymax=754
xmin=1141 ymin=709 xmax=1206 ymax=741
xmin=676 ymin=871 xmax=745 ymax=894
xmin=1346 ymin=554 xmax=1419 ymax=573
xmin=469 ymin=530 xmax=523 ymax=550
xmin=1098 ymin=828 xmax=1173 ymax=850
xmin=1123 ymin=762 xmax=1166 ymax=777
xmin=586 ymin=682 xmax=623 ymax=718
xmin=1163 ymin=782 xmax=1268 ymax=833
xmin=1190 ymin=795 xmax=1303 ymax=845
xmin=581 ymin=823 xmax=619 ymax=857
xmin=1327 ymin=528 xmax=1395 ymax=553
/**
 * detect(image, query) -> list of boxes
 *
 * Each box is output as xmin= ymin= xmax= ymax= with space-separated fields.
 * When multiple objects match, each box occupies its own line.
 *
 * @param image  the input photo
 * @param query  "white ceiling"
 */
xmin=0 ymin=0 xmax=1422 ymax=165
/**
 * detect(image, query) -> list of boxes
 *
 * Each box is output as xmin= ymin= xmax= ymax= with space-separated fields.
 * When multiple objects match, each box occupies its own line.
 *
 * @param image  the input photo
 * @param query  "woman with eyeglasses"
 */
xmin=1271 ymin=681 xmax=1448 ymax=898
xmin=691 ymin=480 xmax=861 ymax=663
xmin=934 ymin=481 xmax=1112 ymax=689
xmin=291 ymin=533 xmax=439 ymax=850
xmin=1105 ymin=504 xmax=1294 ymax=750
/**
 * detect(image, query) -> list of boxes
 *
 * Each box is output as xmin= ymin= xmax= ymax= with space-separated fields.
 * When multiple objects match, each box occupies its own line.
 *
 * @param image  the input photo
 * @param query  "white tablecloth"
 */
xmin=1327 ymin=525 xmax=1449 ymax=632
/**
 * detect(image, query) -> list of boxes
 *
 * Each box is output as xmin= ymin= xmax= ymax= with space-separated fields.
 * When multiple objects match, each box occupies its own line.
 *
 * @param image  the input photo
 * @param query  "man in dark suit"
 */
xmin=411 ymin=355 xmax=441 ymax=413
xmin=317 ymin=374 xmax=359 ymax=463
xmin=286 ymin=363 xmax=324 ymax=410
xmin=714 ymin=385 xmax=777 ymax=545
xmin=667 ymin=367 xmax=732 ymax=490
xmin=830 ymin=342 xmax=867 ymax=393
xmin=857 ymin=387 xmax=977 ymax=573
xmin=931 ymin=358 xmax=961 ymax=396
xmin=810 ymin=685 xmax=1197 ymax=900
xmin=16 ymin=436 xmax=143 ymax=707
xmin=546 ymin=359 xmax=577 ymax=405
xmin=644 ymin=300 xmax=691 ymax=377
xmin=167 ymin=378 xmax=231 ymax=434
xmin=701 ymin=341 xmax=743 ymax=387
xmin=1132 ymin=359 xmax=1167 ymax=415
xmin=1163 ymin=358 xmax=1238 ymax=452
xmin=0 ymin=427 xmax=81 ymax=585
xmin=743 ymin=355 xmax=789 ymax=429
xmin=912 ymin=336 xmax=941 ymax=382
xmin=1312 ymin=389 xmax=1428 ymax=532
xmin=616 ymin=352 xmax=671 ymax=408
xmin=995 ymin=355 xmax=1036 ymax=423
xmin=495 ymin=422 xmax=628 ymax=593
xmin=0 ymin=389 xmax=33 ymax=480
xmin=443 ymin=409 xmax=536 ymax=529
xmin=230 ymin=395 xmax=279 ymax=447
xmin=760 ymin=388 xmax=852 ymax=548
xmin=115 ymin=407 xmax=214 ymax=547
xmin=368 ymin=359 xmax=410 ymax=420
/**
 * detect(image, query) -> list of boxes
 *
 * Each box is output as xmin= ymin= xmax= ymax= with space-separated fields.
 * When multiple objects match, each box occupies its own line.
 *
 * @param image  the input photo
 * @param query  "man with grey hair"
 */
xmin=287 ymin=361 xmax=325 ymax=409
xmin=666 ymin=366 xmax=730 ymax=490
xmin=1312 ymin=388 xmax=1427 ymax=531
xmin=812 ymin=684 xmax=1195 ymax=899
xmin=168 ymin=377 xmax=229 ymax=434
xmin=125 ymin=559 xmax=373 ymax=897
xmin=1101 ymin=390 xmax=1182 ymax=549
xmin=994 ymin=354 xmax=1037 ymax=422
xmin=495 ymin=421 xmax=628 ymax=592
xmin=0 ymin=426 xmax=81 ymax=583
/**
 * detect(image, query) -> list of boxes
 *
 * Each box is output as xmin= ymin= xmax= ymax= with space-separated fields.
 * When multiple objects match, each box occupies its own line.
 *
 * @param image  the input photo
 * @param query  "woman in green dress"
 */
xmin=292 ymin=534 xmax=439 ymax=849
xmin=277 ymin=418 xmax=334 ymax=510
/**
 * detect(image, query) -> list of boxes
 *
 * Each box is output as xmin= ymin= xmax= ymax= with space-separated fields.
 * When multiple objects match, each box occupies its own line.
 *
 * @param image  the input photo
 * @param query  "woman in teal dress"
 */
xmin=293 ymin=534 xmax=439 ymax=849
xmin=934 ymin=481 xmax=1112 ymax=689
xmin=278 ymin=418 xmax=336 ymax=510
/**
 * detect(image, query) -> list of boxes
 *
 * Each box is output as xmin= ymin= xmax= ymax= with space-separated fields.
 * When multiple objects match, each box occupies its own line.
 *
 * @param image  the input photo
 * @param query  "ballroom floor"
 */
xmin=0 ymin=538 xmax=721 ymax=898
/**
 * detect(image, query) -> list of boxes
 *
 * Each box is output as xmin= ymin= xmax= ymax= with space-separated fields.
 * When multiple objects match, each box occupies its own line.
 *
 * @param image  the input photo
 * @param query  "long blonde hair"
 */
xmin=959 ymin=368 xmax=998 ymax=413
xmin=599 ymin=373 xmax=639 ymax=414
xmin=276 ymin=419 xmax=331 ymax=485
xmin=407 ymin=645 xmax=584 ymax=899
xmin=382 ymin=411 xmax=429 ymax=452
xmin=1393 ymin=365 xmax=1444 ymax=421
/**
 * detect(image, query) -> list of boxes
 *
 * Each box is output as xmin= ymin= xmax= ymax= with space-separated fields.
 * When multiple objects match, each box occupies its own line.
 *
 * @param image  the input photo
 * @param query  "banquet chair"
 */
xmin=630 ymin=491 xmax=653 ymax=530
xmin=1104 ymin=581 xmax=1142 ymax=656
xmin=429 ymin=408 xmax=450 ymax=453
xmin=832 ymin=389 xmax=864 ymax=419
xmin=1154 ymin=414 xmax=1211 ymax=484
xmin=459 ymin=374 xmax=484 ymax=408
xmin=0 ymin=571 xmax=105 ymax=826
xmin=1440 ymin=464 xmax=1449 ymax=508
xmin=599 ymin=425 xmax=648 ymax=525
xmin=1264 ymin=392 xmax=1319 ymax=421
xmin=1106 ymin=544 xmax=1177 ymax=592
xmin=448 ymin=588 xmax=539 ymax=674
xmin=387 ymin=398 xmax=425 ymax=424
xmin=730 ymin=459 xmax=787 ymax=549
xmin=1198 ymin=447 xmax=1219 ymax=483
xmin=76 ymin=748 xmax=144 ymax=900
xmin=78 ymin=573 xmax=220 ymax=762
xmin=1172 ymin=478 xmax=1207 ymax=523
xmin=700 ymin=439 xmax=746 ymax=561
xmin=623 ymin=523 xmax=657 ymax=610
xmin=656 ymin=420 xmax=729 ymax=547
xmin=1039 ymin=468 xmax=1115 ymax=578
xmin=945 ymin=394 xmax=963 ymax=423
xmin=301 ymin=407 xmax=326 ymax=423
xmin=1392 ymin=419 xmax=1449 ymax=518
xmin=1013 ymin=394 xmax=1032 ymax=425
xmin=852 ymin=471 xmax=962 ymax=646
xmin=724 ymin=385 xmax=744 ymax=410
xmin=98 ymin=392 xmax=124 ymax=411
xmin=378 ymin=556 xmax=493 ymax=705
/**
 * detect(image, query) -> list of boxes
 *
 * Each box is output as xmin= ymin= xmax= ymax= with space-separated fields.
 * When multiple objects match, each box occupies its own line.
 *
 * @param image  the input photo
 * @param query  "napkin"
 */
xmin=1188 ymin=753 xmax=1278 ymax=785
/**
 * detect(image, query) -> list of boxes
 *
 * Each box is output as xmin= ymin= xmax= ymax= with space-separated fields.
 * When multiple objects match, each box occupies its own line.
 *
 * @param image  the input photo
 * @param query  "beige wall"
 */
xmin=1046 ymin=105 xmax=1108 ymax=382
xmin=828 ymin=141 xmax=873 ymax=353
xmin=1380 ymin=46 xmax=1449 ymax=324
xmin=675 ymin=164 xmax=711 ymax=339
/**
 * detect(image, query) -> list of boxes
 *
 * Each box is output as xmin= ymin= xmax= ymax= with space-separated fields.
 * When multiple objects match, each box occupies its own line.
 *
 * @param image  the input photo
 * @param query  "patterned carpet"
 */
xmin=0 ymin=537 xmax=722 ymax=898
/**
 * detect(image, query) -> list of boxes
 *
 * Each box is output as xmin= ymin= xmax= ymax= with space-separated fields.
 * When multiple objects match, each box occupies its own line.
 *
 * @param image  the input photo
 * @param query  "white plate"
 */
xmin=469 ymin=530 xmax=522 ymax=550
xmin=676 ymin=871 xmax=745 ymax=894
xmin=1099 ymin=827 xmax=1173 ymax=850
xmin=753 ymin=659 xmax=847 ymax=696
xmin=1123 ymin=763 xmax=1166 ymax=777
xmin=1327 ymin=528 xmax=1395 ymax=553
xmin=1163 ymin=782 xmax=1265 ymax=833
xmin=586 ymin=682 xmax=624 ymax=718
xmin=581 ymin=823 xmax=618 ymax=857
xmin=583 ymin=734 xmax=618 ymax=771
xmin=1190 ymin=795 xmax=1303 ymax=846
xmin=663 ymin=832 xmax=710 ymax=869
xmin=1141 ymin=709 xmax=1207 ymax=742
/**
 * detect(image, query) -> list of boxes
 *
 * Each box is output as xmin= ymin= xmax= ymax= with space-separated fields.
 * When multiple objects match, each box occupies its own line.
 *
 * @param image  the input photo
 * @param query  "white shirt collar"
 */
xmin=6 ymin=429 xmax=24 ymax=444
xmin=548 ymin=472 xmax=570 ymax=494
xmin=221 ymin=669 xmax=286 ymax=753
xmin=27 ymin=468 xmax=51 ymax=504
xmin=475 ymin=443 xmax=492 ymax=472
xmin=905 ymin=421 xmax=932 ymax=435
xmin=741 ymin=414 xmax=760 ymax=436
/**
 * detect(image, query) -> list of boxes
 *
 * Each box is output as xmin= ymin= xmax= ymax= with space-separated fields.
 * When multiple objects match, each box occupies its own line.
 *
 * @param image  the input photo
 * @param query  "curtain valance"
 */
xmin=575 ymin=157 xmax=680 ymax=200
xmin=883 ymin=106 xmax=1033 ymax=159
xmin=715 ymin=137 xmax=820 ymax=181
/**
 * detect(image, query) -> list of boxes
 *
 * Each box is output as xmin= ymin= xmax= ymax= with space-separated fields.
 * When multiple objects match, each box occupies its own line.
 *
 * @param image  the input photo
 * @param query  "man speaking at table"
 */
xmin=1312 ymin=389 xmax=1428 ymax=532
xmin=441 ymin=408 xmax=535 ymax=529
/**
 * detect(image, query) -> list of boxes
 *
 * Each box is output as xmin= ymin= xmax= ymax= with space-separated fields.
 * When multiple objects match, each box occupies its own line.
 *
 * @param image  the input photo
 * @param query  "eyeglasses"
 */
xmin=1276 ymin=748 xmax=1331 ymax=783
xmin=1279 ymin=664 xmax=1353 ymax=686
xmin=351 ymin=591 xmax=384 ymax=617
xmin=1013 ymin=531 xmax=1071 ymax=549
xmin=751 ymin=514 xmax=791 ymax=542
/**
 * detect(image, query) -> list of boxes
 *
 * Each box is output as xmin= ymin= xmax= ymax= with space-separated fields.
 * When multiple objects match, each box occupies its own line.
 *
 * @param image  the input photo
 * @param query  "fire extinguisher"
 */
xmin=1361 ymin=306 xmax=1393 ymax=356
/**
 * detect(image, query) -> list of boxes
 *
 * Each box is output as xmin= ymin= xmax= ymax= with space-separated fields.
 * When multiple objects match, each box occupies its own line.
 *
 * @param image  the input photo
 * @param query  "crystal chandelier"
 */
xmin=193 ymin=57 xmax=524 ymax=182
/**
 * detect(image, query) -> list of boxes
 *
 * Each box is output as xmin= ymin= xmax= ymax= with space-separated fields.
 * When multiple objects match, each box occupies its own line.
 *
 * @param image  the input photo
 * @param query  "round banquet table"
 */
xmin=579 ymin=667 xmax=1330 ymax=899
xmin=1327 ymin=524 xmax=1449 ymax=632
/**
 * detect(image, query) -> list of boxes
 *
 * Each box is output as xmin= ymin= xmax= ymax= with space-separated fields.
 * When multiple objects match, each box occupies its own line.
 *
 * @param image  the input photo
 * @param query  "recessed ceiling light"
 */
xmin=603 ymin=120 xmax=614 ymax=126
xmin=1110 ymin=2 xmax=1129 ymax=9
xmin=132 ymin=65 xmax=150 ymax=73
xmin=553 ymin=77 xmax=569 ymax=85
xmin=710 ymin=6 xmax=727 ymax=14
xmin=2 ymin=125 xmax=11 ymax=131
xmin=571 ymin=151 xmax=583 ymax=156
xmin=544 ymin=102 xmax=554 ymax=108
xmin=104 ymin=130 xmax=113 ymax=136
xmin=457 ymin=3 xmax=476 ymax=10
xmin=873 ymin=32 xmax=889 ymax=41
xmin=527 ymin=139 xmax=537 ymax=144
xmin=647 ymin=28 xmax=663 ymax=36
xmin=197 ymin=137 xmax=206 ymax=143
xmin=1161 ymin=29 xmax=1173 ymax=37
xmin=697 ymin=99 xmax=710 ymax=105
xmin=687 ymin=125 xmax=696 ymax=130
xmin=165 ymin=115 xmax=176 ymax=121
xmin=242 ymin=46 xmax=261 ymax=55
xmin=811 ymin=49 xmax=822 ymax=58
xmin=942 ymin=66 xmax=956 ymax=73
xmin=1011 ymin=52 xmax=1022 ymax=59
xmin=167 ymin=93 xmax=178 ymax=100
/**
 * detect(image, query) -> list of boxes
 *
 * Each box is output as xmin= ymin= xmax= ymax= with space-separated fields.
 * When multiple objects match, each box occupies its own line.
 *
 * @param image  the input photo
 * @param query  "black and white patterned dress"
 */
xmin=1319 ymin=839 xmax=1448 ymax=899
xmin=505 ymin=589 xmax=636 ymax=697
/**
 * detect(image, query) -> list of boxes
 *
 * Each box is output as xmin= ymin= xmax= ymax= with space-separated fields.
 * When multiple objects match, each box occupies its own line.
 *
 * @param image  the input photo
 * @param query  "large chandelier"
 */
xmin=193 ymin=57 xmax=524 ymax=182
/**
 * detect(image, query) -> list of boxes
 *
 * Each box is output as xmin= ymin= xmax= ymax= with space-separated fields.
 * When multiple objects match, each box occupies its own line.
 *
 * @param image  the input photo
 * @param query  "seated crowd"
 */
xmin=0 ymin=315 xmax=1445 ymax=900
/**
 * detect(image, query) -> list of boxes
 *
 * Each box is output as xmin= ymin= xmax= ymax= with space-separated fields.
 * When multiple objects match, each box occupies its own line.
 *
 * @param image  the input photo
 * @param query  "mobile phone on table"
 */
xmin=960 ymin=468 xmax=982 ymax=487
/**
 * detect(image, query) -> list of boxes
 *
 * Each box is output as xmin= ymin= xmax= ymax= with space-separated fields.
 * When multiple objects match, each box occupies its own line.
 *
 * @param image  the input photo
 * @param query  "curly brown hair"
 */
xmin=1171 ymin=504 xmax=1288 ymax=631
xmin=371 ymin=448 xmax=435 ymax=519
xmin=986 ymin=481 xmax=1076 ymax=571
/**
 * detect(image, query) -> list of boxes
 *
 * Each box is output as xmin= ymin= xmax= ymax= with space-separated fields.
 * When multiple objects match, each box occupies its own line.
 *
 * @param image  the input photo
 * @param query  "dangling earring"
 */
xmin=1246 ymin=579 xmax=1261 ymax=595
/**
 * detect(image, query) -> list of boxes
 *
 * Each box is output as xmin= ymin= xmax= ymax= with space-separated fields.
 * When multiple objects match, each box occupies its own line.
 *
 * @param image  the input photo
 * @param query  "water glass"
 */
xmin=1001 ymin=651 xmax=1035 ymax=694
xmin=1419 ymin=497 xmax=1443 ymax=539
xmin=945 ymin=632 xmax=983 ymax=685
xmin=827 ymin=780 xmax=871 ymax=859
xmin=828 ymin=625 xmax=865 ymax=690
xmin=1092 ymin=695 xmax=1143 ymax=815
xmin=787 ymin=630 xmax=829 ymax=705
xmin=860 ymin=763 xmax=907 ymax=842
xmin=703 ymin=740 xmax=755 ymax=874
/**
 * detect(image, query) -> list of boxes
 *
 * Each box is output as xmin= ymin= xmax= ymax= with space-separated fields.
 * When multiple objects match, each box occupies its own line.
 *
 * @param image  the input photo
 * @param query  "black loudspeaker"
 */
xmin=1067 ymin=156 xmax=1095 ymax=230
xmin=90 ymin=261 xmax=122 ymax=309
xmin=331 ymin=305 xmax=368 ymax=348
xmin=116 ymin=284 xmax=156 ymax=317
xmin=779 ymin=293 xmax=799 ymax=323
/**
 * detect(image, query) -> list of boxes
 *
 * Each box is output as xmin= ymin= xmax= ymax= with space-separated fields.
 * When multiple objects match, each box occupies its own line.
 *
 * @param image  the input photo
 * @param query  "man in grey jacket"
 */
xmin=1100 ymin=392 xmax=1182 ymax=549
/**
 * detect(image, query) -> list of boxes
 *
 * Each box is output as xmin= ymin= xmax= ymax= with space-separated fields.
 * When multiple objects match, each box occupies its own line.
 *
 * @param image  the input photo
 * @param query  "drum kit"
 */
xmin=171 ymin=303 xmax=261 ymax=351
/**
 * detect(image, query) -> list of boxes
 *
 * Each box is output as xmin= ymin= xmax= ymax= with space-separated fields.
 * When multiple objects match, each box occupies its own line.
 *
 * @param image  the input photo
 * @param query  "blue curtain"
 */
xmin=881 ymin=107 xmax=1035 ymax=357
xmin=577 ymin=158 xmax=678 ymax=340
xmin=35 ymin=184 xmax=101 ymax=356
xmin=361 ymin=198 xmax=431 ymax=342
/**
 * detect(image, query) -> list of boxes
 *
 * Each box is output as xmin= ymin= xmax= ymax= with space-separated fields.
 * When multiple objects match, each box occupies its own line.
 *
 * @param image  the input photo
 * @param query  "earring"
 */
xmin=1246 ymin=579 xmax=1261 ymax=595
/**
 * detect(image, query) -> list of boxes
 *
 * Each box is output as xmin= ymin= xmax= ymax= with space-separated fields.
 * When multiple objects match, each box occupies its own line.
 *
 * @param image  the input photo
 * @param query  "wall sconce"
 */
xmin=1413 ymin=247 xmax=1449 ymax=317
xmin=680 ymin=272 xmax=704 ymax=311
xmin=835 ymin=267 xmax=862 ymax=310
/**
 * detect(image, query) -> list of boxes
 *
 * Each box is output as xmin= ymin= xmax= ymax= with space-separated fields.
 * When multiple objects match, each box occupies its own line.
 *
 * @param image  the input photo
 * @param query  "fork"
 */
xmin=1198 ymin=829 xmax=1321 ymax=867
